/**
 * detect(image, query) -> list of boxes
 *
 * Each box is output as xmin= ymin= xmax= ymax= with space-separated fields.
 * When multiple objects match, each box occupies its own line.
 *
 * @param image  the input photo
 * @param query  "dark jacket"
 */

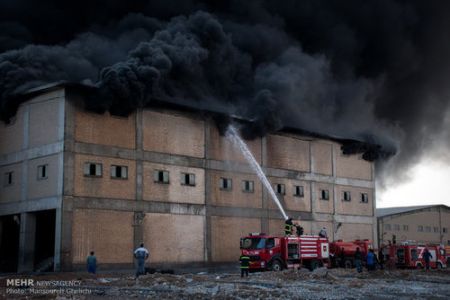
xmin=284 ymin=224 xmax=293 ymax=235
xmin=354 ymin=250 xmax=362 ymax=261
xmin=240 ymin=255 xmax=250 ymax=269
xmin=423 ymin=250 xmax=432 ymax=262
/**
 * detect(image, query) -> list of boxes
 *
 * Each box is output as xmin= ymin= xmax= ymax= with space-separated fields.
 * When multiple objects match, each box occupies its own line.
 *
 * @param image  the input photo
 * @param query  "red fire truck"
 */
xmin=445 ymin=246 xmax=450 ymax=265
xmin=240 ymin=233 xmax=330 ymax=271
xmin=382 ymin=243 xmax=447 ymax=269
xmin=329 ymin=239 xmax=373 ymax=268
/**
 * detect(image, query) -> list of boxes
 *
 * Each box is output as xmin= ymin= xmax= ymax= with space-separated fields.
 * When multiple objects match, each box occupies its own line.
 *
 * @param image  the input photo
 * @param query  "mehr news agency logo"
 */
xmin=5 ymin=278 xmax=92 ymax=295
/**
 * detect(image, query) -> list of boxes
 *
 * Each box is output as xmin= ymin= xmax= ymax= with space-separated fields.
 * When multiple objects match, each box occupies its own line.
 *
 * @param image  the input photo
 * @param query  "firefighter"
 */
xmin=339 ymin=248 xmax=346 ymax=268
xmin=354 ymin=247 xmax=363 ymax=273
xmin=284 ymin=218 xmax=294 ymax=236
xmin=423 ymin=248 xmax=432 ymax=271
xmin=295 ymin=224 xmax=304 ymax=236
xmin=378 ymin=248 xmax=385 ymax=270
xmin=319 ymin=227 xmax=327 ymax=238
xmin=239 ymin=254 xmax=250 ymax=277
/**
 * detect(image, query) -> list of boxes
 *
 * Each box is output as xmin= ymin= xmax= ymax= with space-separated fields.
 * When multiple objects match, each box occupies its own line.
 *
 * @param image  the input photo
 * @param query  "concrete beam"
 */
xmin=64 ymin=195 xmax=318 ymax=221
xmin=70 ymin=141 xmax=375 ymax=189
xmin=0 ymin=196 xmax=60 ymax=216
xmin=0 ymin=142 xmax=64 ymax=166
xmin=18 ymin=212 xmax=36 ymax=272
xmin=334 ymin=214 xmax=374 ymax=224
xmin=68 ymin=197 xmax=206 ymax=216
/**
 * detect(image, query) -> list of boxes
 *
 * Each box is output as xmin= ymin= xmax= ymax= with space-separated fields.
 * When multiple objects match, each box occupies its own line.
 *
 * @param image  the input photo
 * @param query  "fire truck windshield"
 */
xmin=240 ymin=237 xmax=266 ymax=249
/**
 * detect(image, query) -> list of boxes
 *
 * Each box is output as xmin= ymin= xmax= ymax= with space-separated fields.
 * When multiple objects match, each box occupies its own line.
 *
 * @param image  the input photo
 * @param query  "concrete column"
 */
xmin=310 ymin=181 xmax=316 ymax=234
xmin=372 ymin=163 xmax=378 ymax=249
xmin=61 ymin=98 xmax=76 ymax=270
xmin=204 ymin=119 xmax=212 ymax=262
xmin=60 ymin=205 xmax=73 ymax=271
xmin=18 ymin=212 xmax=36 ymax=272
xmin=331 ymin=144 xmax=338 ymax=241
xmin=261 ymin=136 xmax=269 ymax=233
xmin=134 ymin=109 xmax=144 ymax=248
xmin=133 ymin=212 xmax=145 ymax=248
xmin=54 ymin=98 xmax=65 ymax=272
xmin=20 ymin=105 xmax=29 ymax=202
xmin=53 ymin=207 xmax=62 ymax=271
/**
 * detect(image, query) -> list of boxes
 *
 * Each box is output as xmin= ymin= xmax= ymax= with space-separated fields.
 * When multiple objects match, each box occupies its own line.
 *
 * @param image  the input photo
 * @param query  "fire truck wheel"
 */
xmin=417 ymin=263 xmax=424 ymax=269
xmin=344 ymin=260 xmax=353 ymax=269
xmin=271 ymin=260 xmax=283 ymax=272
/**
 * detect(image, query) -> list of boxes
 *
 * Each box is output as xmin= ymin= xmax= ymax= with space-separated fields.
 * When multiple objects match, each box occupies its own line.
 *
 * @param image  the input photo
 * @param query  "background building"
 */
xmin=0 ymin=83 xmax=376 ymax=272
xmin=377 ymin=205 xmax=450 ymax=246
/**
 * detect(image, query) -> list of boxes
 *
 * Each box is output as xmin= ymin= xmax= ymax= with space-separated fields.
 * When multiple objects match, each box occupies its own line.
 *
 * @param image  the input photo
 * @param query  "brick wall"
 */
xmin=73 ymin=154 xmax=136 ymax=199
xmin=335 ymin=185 xmax=373 ymax=216
xmin=335 ymin=148 xmax=372 ymax=180
xmin=143 ymin=110 xmax=204 ymax=158
xmin=211 ymin=216 xmax=261 ymax=262
xmin=266 ymin=134 xmax=310 ymax=172
xmin=71 ymin=209 xmax=134 ymax=264
xmin=143 ymin=213 xmax=205 ymax=263
xmin=337 ymin=223 xmax=373 ymax=242
xmin=208 ymin=125 xmax=262 ymax=163
xmin=143 ymin=162 xmax=205 ymax=204
xmin=209 ymin=170 xmax=262 ymax=208
xmin=314 ymin=182 xmax=334 ymax=214
xmin=74 ymin=109 xmax=136 ymax=149
xmin=311 ymin=141 xmax=333 ymax=175
xmin=267 ymin=177 xmax=311 ymax=212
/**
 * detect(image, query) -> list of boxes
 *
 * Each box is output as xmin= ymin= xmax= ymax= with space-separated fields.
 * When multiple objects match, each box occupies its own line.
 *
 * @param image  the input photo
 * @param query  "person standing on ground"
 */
xmin=354 ymin=247 xmax=363 ymax=273
xmin=423 ymin=248 xmax=432 ymax=271
xmin=378 ymin=248 xmax=384 ymax=270
xmin=86 ymin=251 xmax=97 ymax=274
xmin=239 ymin=254 xmax=250 ymax=278
xmin=366 ymin=249 xmax=376 ymax=271
xmin=134 ymin=243 xmax=149 ymax=278
xmin=339 ymin=248 xmax=346 ymax=268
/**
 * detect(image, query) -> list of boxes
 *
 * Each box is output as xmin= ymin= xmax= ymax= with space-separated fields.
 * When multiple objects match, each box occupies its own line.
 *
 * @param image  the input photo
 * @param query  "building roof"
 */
xmin=10 ymin=81 xmax=386 ymax=160
xmin=376 ymin=204 xmax=450 ymax=217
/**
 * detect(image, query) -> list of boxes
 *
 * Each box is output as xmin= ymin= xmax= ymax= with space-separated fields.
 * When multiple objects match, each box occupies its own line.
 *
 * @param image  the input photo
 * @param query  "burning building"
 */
xmin=3 ymin=0 xmax=450 ymax=273
xmin=0 ymin=82 xmax=377 ymax=272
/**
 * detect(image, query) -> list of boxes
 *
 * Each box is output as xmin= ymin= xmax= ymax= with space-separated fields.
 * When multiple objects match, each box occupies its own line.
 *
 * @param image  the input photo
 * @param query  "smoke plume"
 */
xmin=1 ymin=0 xmax=450 ymax=186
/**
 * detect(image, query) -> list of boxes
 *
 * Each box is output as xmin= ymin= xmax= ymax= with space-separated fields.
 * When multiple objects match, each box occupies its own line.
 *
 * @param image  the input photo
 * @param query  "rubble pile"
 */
xmin=1 ymin=268 xmax=449 ymax=299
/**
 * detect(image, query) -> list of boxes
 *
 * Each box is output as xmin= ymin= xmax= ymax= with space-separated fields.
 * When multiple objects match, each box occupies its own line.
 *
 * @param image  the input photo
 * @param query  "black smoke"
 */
xmin=1 ymin=0 xmax=450 ymax=185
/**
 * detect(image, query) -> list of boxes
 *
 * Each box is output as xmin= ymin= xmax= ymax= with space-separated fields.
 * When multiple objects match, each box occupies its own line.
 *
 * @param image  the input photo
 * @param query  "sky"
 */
xmin=378 ymin=159 xmax=450 ymax=208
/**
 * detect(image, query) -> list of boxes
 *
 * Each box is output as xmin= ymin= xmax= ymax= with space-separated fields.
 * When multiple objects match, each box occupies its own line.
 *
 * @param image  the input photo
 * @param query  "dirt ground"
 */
xmin=2 ymin=267 xmax=450 ymax=299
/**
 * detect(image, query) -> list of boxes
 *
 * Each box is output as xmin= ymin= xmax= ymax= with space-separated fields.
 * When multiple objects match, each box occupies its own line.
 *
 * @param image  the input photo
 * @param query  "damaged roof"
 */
xmin=10 ymin=81 xmax=387 ymax=161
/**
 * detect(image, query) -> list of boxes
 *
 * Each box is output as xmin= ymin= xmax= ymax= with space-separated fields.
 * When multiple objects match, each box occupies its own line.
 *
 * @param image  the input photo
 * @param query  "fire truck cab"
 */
xmin=240 ymin=233 xmax=330 ymax=271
